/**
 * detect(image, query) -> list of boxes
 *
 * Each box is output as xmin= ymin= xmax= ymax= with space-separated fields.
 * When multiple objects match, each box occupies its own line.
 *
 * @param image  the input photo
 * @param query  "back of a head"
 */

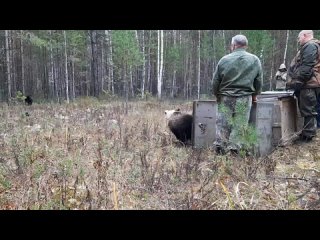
xmin=231 ymin=34 xmax=248 ymax=47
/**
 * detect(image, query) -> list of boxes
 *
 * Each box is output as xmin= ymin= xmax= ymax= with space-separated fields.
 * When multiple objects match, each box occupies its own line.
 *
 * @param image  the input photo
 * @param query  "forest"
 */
xmin=1 ymin=30 xmax=320 ymax=210
xmin=1 ymin=30 xmax=319 ymax=102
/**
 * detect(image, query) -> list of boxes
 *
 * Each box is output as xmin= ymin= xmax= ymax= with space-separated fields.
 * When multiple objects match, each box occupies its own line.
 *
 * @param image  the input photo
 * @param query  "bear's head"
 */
xmin=164 ymin=108 xmax=181 ymax=119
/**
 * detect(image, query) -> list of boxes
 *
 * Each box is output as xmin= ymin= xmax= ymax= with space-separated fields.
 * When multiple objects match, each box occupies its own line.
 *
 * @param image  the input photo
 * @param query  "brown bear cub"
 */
xmin=25 ymin=96 xmax=33 ymax=106
xmin=165 ymin=108 xmax=193 ymax=144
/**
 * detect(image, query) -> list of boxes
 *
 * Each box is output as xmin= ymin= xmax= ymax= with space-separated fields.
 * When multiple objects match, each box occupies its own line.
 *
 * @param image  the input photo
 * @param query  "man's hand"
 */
xmin=285 ymin=82 xmax=293 ymax=90
xmin=252 ymin=94 xmax=257 ymax=103
xmin=286 ymin=81 xmax=303 ymax=91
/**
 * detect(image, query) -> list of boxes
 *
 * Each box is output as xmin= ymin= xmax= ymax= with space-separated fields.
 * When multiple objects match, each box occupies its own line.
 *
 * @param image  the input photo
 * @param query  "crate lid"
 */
xmin=258 ymin=91 xmax=294 ymax=99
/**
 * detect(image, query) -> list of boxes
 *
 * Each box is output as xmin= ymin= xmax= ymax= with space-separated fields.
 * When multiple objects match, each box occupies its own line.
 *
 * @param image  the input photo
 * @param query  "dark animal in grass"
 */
xmin=164 ymin=108 xmax=193 ymax=144
xmin=25 ymin=96 xmax=33 ymax=106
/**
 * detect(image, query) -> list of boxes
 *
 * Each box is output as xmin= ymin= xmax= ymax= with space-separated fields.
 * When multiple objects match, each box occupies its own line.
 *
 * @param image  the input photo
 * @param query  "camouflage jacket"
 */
xmin=212 ymin=48 xmax=263 ymax=97
xmin=287 ymin=38 xmax=320 ymax=89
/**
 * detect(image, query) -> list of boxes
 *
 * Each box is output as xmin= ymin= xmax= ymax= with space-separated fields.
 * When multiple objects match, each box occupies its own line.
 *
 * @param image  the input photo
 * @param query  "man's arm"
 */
xmin=212 ymin=64 xmax=221 ymax=96
xmin=253 ymin=57 xmax=263 ymax=95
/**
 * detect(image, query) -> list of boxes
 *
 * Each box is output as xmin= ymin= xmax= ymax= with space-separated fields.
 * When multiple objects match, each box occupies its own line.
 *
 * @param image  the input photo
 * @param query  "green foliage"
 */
xmin=136 ymin=90 xmax=154 ymax=100
xmin=166 ymin=46 xmax=182 ymax=71
xmin=313 ymin=30 xmax=320 ymax=40
xmin=0 ymin=171 xmax=11 ymax=190
xmin=242 ymin=30 xmax=273 ymax=59
xmin=199 ymin=94 xmax=210 ymax=100
xmin=219 ymin=101 xmax=258 ymax=154
xmin=59 ymin=159 xmax=74 ymax=178
xmin=99 ymin=89 xmax=118 ymax=101
xmin=213 ymin=35 xmax=227 ymax=61
xmin=73 ymin=96 xmax=101 ymax=108
xmin=23 ymin=30 xmax=87 ymax=65
xmin=26 ymin=31 xmax=49 ymax=48
xmin=67 ymin=30 xmax=86 ymax=50
xmin=15 ymin=91 xmax=26 ymax=102
xmin=33 ymin=163 xmax=46 ymax=179
xmin=200 ymin=31 xmax=214 ymax=60
xmin=112 ymin=30 xmax=144 ymax=67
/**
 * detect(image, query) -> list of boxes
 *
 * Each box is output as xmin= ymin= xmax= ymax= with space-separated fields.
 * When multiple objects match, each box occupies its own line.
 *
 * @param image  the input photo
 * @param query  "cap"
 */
xmin=279 ymin=63 xmax=287 ymax=70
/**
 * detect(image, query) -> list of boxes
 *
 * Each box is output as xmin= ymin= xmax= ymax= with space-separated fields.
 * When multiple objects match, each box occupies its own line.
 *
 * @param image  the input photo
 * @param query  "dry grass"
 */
xmin=0 ymin=98 xmax=319 ymax=210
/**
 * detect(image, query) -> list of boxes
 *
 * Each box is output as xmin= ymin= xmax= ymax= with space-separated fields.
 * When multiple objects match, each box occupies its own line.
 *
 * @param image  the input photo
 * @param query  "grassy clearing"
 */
xmin=0 ymin=98 xmax=319 ymax=209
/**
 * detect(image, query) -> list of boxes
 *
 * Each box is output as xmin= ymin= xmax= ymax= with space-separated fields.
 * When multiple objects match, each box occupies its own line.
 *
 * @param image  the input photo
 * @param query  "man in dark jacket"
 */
xmin=212 ymin=34 xmax=262 ymax=154
xmin=286 ymin=30 xmax=320 ymax=142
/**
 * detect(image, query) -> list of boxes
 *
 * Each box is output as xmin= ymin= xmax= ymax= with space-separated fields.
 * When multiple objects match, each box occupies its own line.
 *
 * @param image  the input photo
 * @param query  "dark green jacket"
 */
xmin=212 ymin=48 xmax=262 ymax=97
xmin=288 ymin=38 xmax=320 ymax=89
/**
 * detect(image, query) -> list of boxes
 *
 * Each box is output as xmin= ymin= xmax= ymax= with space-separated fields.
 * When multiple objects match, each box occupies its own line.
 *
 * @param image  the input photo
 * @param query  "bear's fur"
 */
xmin=165 ymin=108 xmax=193 ymax=144
xmin=25 ymin=96 xmax=33 ymax=106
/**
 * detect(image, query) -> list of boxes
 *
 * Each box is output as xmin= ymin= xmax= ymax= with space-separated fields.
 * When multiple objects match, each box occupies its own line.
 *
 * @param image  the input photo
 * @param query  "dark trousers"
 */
xmin=298 ymin=88 xmax=320 ymax=137
xmin=317 ymin=95 xmax=320 ymax=127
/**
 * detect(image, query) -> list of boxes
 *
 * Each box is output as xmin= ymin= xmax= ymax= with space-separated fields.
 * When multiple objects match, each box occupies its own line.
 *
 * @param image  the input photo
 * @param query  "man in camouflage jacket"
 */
xmin=212 ymin=34 xmax=262 ymax=154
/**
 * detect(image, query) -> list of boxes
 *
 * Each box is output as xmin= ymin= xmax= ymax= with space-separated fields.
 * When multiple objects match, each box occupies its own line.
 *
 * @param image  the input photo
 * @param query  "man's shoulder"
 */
xmin=309 ymin=38 xmax=320 ymax=45
xmin=219 ymin=54 xmax=232 ymax=63
xmin=245 ymin=51 xmax=260 ymax=59
xmin=304 ymin=39 xmax=320 ymax=50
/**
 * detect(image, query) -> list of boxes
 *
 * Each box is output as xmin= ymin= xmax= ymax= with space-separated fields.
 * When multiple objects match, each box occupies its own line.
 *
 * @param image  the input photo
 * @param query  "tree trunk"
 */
xmin=160 ymin=30 xmax=164 ymax=99
xmin=147 ymin=31 xmax=151 ymax=95
xmin=90 ymin=30 xmax=99 ymax=97
xmin=269 ymin=37 xmax=275 ymax=90
xmin=105 ymin=30 xmax=114 ymax=95
xmin=212 ymin=30 xmax=217 ymax=80
xmin=141 ymin=30 xmax=146 ymax=99
xmin=283 ymin=30 xmax=289 ymax=64
xmin=63 ymin=30 xmax=69 ymax=103
xmin=222 ymin=30 xmax=226 ymax=54
xmin=20 ymin=30 xmax=25 ymax=95
xmin=197 ymin=30 xmax=201 ymax=99
xmin=86 ymin=31 xmax=91 ymax=96
xmin=129 ymin=65 xmax=134 ymax=97
xmin=71 ymin=50 xmax=75 ymax=100
xmin=157 ymin=30 xmax=164 ymax=100
xmin=101 ymin=38 xmax=105 ymax=93
xmin=123 ymin=62 xmax=128 ymax=114
xmin=47 ymin=30 xmax=55 ymax=99
xmin=183 ymin=48 xmax=189 ymax=99
xmin=171 ymin=30 xmax=177 ymax=99
xmin=5 ymin=30 xmax=11 ymax=101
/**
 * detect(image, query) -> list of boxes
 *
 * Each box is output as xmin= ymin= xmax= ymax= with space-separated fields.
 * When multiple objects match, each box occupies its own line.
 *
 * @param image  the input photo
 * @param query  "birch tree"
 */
xmin=146 ymin=31 xmax=152 ymax=95
xmin=269 ymin=37 xmax=275 ymax=90
xmin=222 ymin=30 xmax=226 ymax=54
xmin=170 ymin=30 xmax=177 ymax=99
xmin=283 ymin=30 xmax=289 ymax=64
xmin=157 ymin=30 xmax=164 ymax=100
xmin=141 ymin=30 xmax=146 ymax=99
